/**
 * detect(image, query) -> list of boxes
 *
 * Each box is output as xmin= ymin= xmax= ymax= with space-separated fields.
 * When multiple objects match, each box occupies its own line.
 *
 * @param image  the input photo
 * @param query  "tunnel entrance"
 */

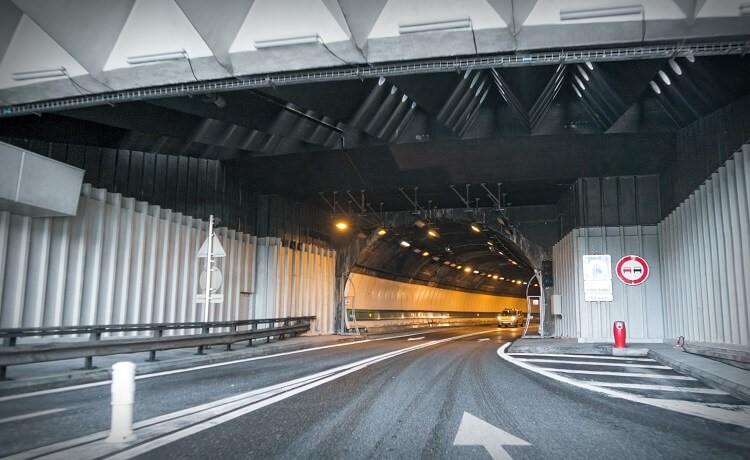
xmin=340 ymin=208 xmax=544 ymax=333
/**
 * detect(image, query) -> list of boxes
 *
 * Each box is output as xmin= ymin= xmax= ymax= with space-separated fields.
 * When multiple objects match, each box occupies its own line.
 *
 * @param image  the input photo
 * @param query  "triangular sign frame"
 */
xmin=197 ymin=234 xmax=226 ymax=258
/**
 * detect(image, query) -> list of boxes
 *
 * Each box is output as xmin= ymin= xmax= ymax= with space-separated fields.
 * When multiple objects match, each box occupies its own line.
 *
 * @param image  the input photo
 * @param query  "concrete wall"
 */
xmin=0 ymin=184 xmax=335 ymax=335
xmin=552 ymin=226 xmax=665 ymax=343
xmin=347 ymin=273 xmax=528 ymax=312
xmin=659 ymin=144 xmax=750 ymax=346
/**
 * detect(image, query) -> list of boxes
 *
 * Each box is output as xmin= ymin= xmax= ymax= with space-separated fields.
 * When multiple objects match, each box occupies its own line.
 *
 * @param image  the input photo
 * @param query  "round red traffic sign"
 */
xmin=615 ymin=255 xmax=649 ymax=285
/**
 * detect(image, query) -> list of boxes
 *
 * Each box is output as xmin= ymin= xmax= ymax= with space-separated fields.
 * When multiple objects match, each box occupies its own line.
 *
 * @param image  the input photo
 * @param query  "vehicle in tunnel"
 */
xmin=497 ymin=309 xmax=525 ymax=328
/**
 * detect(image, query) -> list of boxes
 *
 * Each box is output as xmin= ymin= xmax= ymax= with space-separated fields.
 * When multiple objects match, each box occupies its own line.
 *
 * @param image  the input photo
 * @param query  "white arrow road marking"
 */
xmin=453 ymin=412 xmax=530 ymax=460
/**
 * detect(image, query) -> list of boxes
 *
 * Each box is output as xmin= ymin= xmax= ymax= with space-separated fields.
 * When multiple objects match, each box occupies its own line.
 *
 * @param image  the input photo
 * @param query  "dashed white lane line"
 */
xmin=0 ymin=330 xmax=439 ymax=403
xmin=517 ymin=358 xmax=670 ymax=369
xmin=0 ymin=407 xmax=67 ymax=425
xmin=540 ymin=368 xmax=696 ymax=380
xmin=498 ymin=343 xmax=750 ymax=429
xmin=477 ymin=338 xmax=490 ymax=342
xmin=507 ymin=352 xmax=655 ymax=362
xmin=407 ymin=337 xmax=425 ymax=341
xmin=588 ymin=382 xmax=727 ymax=394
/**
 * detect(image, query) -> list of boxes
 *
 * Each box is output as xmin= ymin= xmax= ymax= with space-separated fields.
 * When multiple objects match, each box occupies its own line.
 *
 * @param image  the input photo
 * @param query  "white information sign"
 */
xmin=582 ymin=254 xmax=613 ymax=302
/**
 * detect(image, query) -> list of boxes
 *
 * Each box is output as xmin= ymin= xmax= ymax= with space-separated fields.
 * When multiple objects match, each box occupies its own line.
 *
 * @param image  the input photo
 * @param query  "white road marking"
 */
xmin=508 ymin=352 xmax=655 ymax=362
xmin=478 ymin=338 xmax=490 ymax=342
xmin=542 ymin=368 xmax=696 ymax=380
xmin=498 ymin=344 xmax=750 ymax=429
xmin=453 ymin=411 xmax=530 ymax=460
xmin=517 ymin=358 xmax=670 ymax=369
xmin=407 ymin=337 xmax=425 ymax=341
xmin=11 ymin=329 xmax=500 ymax=460
xmin=588 ymin=382 xmax=727 ymax=394
xmin=0 ymin=407 xmax=67 ymax=425
xmin=0 ymin=330 xmax=440 ymax=403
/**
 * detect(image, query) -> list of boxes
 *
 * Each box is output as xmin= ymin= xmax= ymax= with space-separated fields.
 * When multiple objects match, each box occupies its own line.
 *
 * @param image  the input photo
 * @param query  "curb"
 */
xmin=648 ymin=348 xmax=750 ymax=405
xmin=0 ymin=335 xmax=366 ymax=396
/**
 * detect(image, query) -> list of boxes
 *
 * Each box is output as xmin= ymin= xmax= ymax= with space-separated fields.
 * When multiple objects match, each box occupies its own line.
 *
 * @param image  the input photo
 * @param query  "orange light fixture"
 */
xmin=335 ymin=221 xmax=349 ymax=231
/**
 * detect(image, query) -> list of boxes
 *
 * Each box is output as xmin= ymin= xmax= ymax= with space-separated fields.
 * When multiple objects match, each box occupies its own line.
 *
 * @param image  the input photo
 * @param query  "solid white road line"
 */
xmin=12 ymin=329 xmax=500 ymax=460
xmin=497 ymin=344 xmax=750 ymax=429
xmin=517 ymin=358 xmax=670 ymax=369
xmin=407 ymin=337 xmax=425 ymax=341
xmin=0 ymin=330 xmax=440 ymax=403
xmin=0 ymin=407 xmax=67 ymax=425
xmin=542 ymin=368 xmax=696 ymax=380
xmin=507 ymin=352 xmax=655 ymax=362
xmin=588 ymin=382 xmax=727 ymax=394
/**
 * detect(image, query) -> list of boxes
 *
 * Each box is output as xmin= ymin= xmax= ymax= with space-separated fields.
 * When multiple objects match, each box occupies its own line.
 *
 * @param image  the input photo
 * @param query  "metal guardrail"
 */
xmin=0 ymin=317 xmax=315 ymax=380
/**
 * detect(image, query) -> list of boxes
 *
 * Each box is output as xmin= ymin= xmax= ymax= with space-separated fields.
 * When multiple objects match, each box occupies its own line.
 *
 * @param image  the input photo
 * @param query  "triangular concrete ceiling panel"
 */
xmin=0 ymin=0 xmax=23 ymax=63
xmin=175 ymin=0 xmax=254 ymax=69
xmin=0 ymin=14 xmax=87 ymax=89
xmin=12 ymin=0 xmax=133 ymax=76
xmin=103 ymin=0 xmax=212 ymax=71
xmin=230 ymin=0 xmax=350 ymax=53
xmin=369 ymin=0 xmax=506 ymax=39
xmin=525 ymin=0 xmax=684 ymax=25
xmin=484 ymin=0 xmax=537 ymax=34
xmin=335 ymin=0 xmax=387 ymax=47
xmin=320 ymin=0 xmax=353 ymax=39
xmin=671 ymin=0 xmax=706 ymax=24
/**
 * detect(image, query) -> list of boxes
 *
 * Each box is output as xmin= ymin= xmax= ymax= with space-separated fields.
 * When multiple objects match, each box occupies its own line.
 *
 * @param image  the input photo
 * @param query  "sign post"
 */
xmin=196 ymin=215 xmax=226 ymax=322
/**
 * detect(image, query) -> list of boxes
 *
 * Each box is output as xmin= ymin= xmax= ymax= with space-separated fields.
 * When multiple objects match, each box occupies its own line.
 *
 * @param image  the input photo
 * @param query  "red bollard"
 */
xmin=613 ymin=321 xmax=627 ymax=348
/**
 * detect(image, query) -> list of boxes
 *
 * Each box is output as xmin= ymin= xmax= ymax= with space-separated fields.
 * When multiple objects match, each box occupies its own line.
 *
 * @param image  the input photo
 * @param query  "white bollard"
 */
xmin=105 ymin=361 xmax=137 ymax=443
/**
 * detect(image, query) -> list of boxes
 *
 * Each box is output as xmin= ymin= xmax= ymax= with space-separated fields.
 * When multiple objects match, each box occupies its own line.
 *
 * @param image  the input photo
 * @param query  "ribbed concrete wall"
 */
xmin=0 ymin=184 xmax=335 ymax=335
xmin=659 ymin=145 xmax=750 ymax=346
xmin=552 ymin=226 xmax=665 ymax=342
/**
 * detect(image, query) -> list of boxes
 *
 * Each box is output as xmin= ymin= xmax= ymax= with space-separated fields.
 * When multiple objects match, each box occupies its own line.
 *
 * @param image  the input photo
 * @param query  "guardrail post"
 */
xmin=148 ymin=328 xmax=164 ymax=362
xmin=226 ymin=325 xmax=237 ymax=351
xmin=83 ymin=331 xmax=102 ymax=369
xmin=3 ymin=337 xmax=16 ymax=347
xmin=105 ymin=361 xmax=136 ymax=443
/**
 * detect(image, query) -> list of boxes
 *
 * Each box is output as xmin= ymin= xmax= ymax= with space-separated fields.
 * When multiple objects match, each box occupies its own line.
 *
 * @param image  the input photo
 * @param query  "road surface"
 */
xmin=0 ymin=326 xmax=747 ymax=459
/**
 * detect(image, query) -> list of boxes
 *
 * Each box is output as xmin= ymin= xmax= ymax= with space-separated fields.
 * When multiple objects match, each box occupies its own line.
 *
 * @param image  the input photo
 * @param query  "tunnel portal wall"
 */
xmin=0 ymin=184 xmax=335 ymax=335
xmin=658 ymin=144 xmax=750 ymax=347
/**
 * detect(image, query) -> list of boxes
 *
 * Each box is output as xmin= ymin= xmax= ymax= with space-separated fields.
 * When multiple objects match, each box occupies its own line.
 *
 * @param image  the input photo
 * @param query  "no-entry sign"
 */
xmin=615 ymin=255 xmax=649 ymax=285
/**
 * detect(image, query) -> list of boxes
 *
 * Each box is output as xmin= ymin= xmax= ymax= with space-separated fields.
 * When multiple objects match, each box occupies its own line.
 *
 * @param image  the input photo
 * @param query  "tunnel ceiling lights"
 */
xmin=669 ymin=58 xmax=683 ymax=76
xmin=399 ymin=18 xmax=472 ymax=35
xmin=377 ymin=228 xmax=388 ymax=236
xmin=12 ymin=67 xmax=67 ymax=81
xmin=414 ymin=219 xmax=427 ymax=228
xmin=427 ymin=229 xmax=440 ymax=238
xmin=422 ymin=251 xmax=430 ymax=257
xmin=457 ymin=265 xmax=463 ymax=269
xmin=649 ymin=81 xmax=661 ymax=95
xmin=658 ymin=70 xmax=672 ymax=86
xmin=585 ymin=61 xmax=594 ymax=70
xmin=470 ymin=223 xmax=482 ymax=233
xmin=126 ymin=50 xmax=187 ymax=65
xmin=334 ymin=220 xmax=349 ymax=231
xmin=254 ymin=34 xmax=321 ymax=49
xmin=463 ymin=267 xmax=472 ymax=273
xmin=412 ymin=248 xmax=422 ymax=254
xmin=473 ymin=270 xmax=480 ymax=274
xmin=443 ymin=261 xmax=451 ymax=265
xmin=399 ymin=240 xmax=411 ymax=248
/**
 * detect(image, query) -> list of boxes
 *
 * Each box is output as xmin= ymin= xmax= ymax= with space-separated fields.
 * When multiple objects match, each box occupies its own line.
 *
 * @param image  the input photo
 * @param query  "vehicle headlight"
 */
xmin=496 ymin=315 xmax=502 ymax=320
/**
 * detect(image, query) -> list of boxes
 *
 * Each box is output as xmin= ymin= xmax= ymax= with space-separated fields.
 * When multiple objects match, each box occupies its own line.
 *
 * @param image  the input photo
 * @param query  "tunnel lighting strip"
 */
xmin=1 ymin=40 xmax=748 ymax=117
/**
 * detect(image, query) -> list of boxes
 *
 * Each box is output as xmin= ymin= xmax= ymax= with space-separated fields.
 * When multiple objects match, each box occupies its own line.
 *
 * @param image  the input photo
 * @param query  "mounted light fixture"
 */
xmin=577 ymin=66 xmax=590 ymax=82
xmin=427 ymin=228 xmax=440 ymax=238
xmin=649 ymin=81 xmax=661 ymax=95
xmin=443 ymin=261 xmax=451 ymax=265
xmin=432 ymin=256 xmax=440 ymax=261
xmin=412 ymin=248 xmax=422 ymax=254
xmin=12 ymin=67 xmax=67 ymax=81
xmin=473 ymin=270 xmax=480 ymax=274
xmin=560 ymin=5 xmax=643 ymax=21
xmin=685 ymin=50 xmax=696 ymax=63
xmin=399 ymin=240 xmax=411 ymax=248
xmin=450 ymin=263 xmax=457 ymax=267
xmin=669 ymin=58 xmax=683 ymax=76
xmin=511 ymin=260 xmax=518 ymax=266
xmin=254 ymin=34 xmax=321 ymax=49
xmin=127 ymin=50 xmax=187 ymax=65
xmin=422 ymin=251 xmax=430 ymax=257
xmin=573 ymin=85 xmax=583 ymax=98
xmin=399 ymin=18 xmax=472 ymax=34
xmin=493 ymin=275 xmax=499 ymax=280
xmin=456 ymin=265 xmax=463 ymax=269
xmin=377 ymin=228 xmax=388 ymax=236
xmin=574 ymin=75 xmax=586 ymax=91
xmin=463 ymin=266 xmax=472 ymax=273
xmin=585 ymin=61 xmax=594 ymax=71
xmin=470 ymin=223 xmax=482 ymax=233
xmin=658 ymin=70 xmax=672 ymax=86
xmin=414 ymin=219 xmax=427 ymax=228
xmin=334 ymin=220 xmax=349 ymax=231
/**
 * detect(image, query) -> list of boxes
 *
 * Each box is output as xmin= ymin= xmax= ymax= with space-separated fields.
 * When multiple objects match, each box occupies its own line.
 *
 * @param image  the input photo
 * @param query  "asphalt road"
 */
xmin=0 ymin=326 xmax=748 ymax=459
